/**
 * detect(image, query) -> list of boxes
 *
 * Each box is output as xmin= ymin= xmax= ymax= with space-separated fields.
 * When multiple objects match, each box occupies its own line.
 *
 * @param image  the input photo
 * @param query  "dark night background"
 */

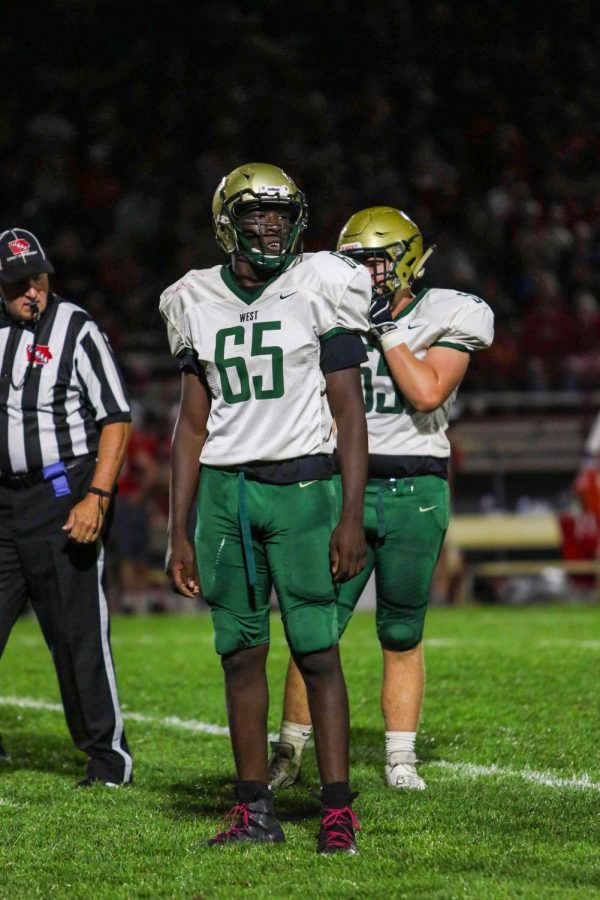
xmin=2 ymin=1 xmax=600 ymax=590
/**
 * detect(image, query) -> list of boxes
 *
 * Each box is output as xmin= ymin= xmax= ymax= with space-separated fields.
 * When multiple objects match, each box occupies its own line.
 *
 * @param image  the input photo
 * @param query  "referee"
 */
xmin=0 ymin=228 xmax=133 ymax=786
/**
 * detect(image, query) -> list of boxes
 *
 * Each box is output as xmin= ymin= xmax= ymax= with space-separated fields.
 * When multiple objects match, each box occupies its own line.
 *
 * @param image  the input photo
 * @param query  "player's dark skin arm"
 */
xmin=166 ymin=371 xmax=210 ymax=597
xmin=325 ymin=365 xmax=368 ymax=582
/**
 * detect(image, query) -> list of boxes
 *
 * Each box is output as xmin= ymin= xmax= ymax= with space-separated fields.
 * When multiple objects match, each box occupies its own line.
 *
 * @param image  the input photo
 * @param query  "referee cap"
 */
xmin=0 ymin=228 xmax=54 ymax=283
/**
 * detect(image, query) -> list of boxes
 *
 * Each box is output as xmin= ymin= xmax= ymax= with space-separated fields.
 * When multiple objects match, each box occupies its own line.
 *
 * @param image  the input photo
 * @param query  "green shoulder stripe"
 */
xmin=320 ymin=326 xmax=353 ymax=341
xmin=433 ymin=341 xmax=472 ymax=353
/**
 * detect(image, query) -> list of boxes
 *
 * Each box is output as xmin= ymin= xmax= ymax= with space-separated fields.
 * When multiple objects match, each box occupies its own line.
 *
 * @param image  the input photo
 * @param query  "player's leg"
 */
xmin=269 ymin=553 xmax=374 ymax=789
xmin=381 ymin=643 xmax=425 ymax=732
xmin=196 ymin=469 xmax=284 ymax=844
xmin=268 ymin=479 xmax=359 ymax=853
xmin=269 ymin=473 xmax=373 ymax=790
xmin=375 ymin=475 xmax=450 ymax=789
xmin=268 ymin=657 xmax=311 ymax=788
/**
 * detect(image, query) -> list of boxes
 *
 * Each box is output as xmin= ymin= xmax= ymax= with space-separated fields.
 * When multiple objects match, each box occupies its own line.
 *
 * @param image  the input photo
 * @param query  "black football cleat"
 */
xmin=317 ymin=805 xmax=361 ymax=855
xmin=207 ymin=794 xmax=285 ymax=845
xmin=0 ymin=734 xmax=9 ymax=761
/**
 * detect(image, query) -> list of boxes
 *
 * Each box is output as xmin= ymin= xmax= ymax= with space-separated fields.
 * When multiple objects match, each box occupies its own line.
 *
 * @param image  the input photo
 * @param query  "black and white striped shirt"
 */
xmin=0 ymin=294 xmax=131 ymax=475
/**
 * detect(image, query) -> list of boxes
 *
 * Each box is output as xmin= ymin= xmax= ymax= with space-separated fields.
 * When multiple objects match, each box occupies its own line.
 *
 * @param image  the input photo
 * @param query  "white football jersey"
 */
xmin=363 ymin=287 xmax=494 ymax=457
xmin=159 ymin=252 xmax=371 ymax=465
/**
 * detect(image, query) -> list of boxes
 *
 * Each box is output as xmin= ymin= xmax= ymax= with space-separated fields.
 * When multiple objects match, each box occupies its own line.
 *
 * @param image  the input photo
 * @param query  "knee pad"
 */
xmin=378 ymin=616 xmax=423 ymax=652
xmin=284 ymin=603 xmax=338 ymax=655
xmin=210 ymin=608 xmax=269 ymax=656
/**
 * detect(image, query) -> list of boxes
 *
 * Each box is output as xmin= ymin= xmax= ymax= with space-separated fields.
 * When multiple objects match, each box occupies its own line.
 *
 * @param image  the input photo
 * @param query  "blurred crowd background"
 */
xmin=3 ymin=0 xmax=600 ymax=610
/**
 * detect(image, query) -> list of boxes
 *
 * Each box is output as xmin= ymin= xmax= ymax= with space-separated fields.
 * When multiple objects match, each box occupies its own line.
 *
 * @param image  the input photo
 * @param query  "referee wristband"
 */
xmin=88 ymin=486 xmax=113 ymax=500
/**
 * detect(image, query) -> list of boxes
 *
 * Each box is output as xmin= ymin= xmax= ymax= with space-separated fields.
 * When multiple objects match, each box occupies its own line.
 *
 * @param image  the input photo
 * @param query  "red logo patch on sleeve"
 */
xmin=8 ymin=238 xmax=31 ymax=255
xmin=27 ymin=344 xmax=52 ymax=365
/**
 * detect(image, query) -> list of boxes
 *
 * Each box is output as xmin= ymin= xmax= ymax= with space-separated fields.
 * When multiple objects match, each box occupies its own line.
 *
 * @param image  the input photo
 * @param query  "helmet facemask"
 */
xmin=341 ymin=234 xmax=424 ymax=301
xmin=213 ymin=163 xmax=308 ymax=275
xmin=227 ymin=191 xmax=305 ymax=273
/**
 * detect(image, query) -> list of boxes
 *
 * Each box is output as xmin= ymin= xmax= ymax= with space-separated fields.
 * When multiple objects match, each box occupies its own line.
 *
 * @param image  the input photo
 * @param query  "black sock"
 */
xmin=320 ymin=781 xmax=358 ymax=809
xmin=234 ymin=780 xmax=271 ymax=803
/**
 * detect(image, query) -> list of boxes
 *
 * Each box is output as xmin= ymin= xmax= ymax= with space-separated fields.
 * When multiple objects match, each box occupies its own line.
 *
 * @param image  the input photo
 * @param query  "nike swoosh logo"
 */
xmin=408 ymin=323 xmax=425 ymax=329
xmin=299 ymin=480 xmax=318 ymax=488
xmin=419 ymin=505 xmax=437 ymax=512
xmin=280 ymin=291 xmax=298 ymax=300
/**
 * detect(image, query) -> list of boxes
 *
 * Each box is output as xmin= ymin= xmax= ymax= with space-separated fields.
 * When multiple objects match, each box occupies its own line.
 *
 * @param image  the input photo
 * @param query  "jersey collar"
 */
xmin=393 ymin=288 xmax=429 ymax=320
xmin=220 ymin=257 xmax=297 ymax=305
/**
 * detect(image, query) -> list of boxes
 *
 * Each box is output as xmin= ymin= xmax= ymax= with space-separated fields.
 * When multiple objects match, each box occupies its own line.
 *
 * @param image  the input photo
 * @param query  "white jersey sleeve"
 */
xmin=432 ymin=294 xmax=494 ymax=353
xmin=159 ymin=268 xmax=220 ymax=357
xmin=299 ymin=251 xmax=371 ymax=339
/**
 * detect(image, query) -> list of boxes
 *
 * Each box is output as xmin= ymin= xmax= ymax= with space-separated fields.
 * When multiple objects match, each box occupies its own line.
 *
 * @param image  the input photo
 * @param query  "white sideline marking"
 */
xmin=425 ymin=639 xmax=461 ymax=647
xmin=1 ymin=695 xmax=599 ymax=792
xmin=430 ymin=761 xmax=599 ymax=791
xmin=0 ymin=696 xmax=229 ymax=737
xmin=0 ymin=798 xmax=22 ymax=809
xmin=539 ymin=640 xmax=600 ymax=650
xmin=9 ymin=634 xmax=600 ymax=650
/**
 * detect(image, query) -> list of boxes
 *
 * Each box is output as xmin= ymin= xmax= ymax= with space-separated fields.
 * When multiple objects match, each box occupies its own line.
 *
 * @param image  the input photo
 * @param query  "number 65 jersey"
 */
xmin=159 ymin=251 xmax=370 ymax=466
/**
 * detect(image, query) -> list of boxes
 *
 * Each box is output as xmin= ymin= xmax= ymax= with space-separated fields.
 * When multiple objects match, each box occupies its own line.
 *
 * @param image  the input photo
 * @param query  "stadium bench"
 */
xmin=447 ymin=513 xmax=600 ymax=604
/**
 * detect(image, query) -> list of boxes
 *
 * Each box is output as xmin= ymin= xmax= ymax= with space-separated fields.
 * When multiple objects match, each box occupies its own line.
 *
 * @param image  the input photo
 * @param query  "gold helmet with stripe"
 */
xmin=337 ymin=206 xmax=434 ymax=295
xmin=212 ymin=162 xmax=308 ymax=273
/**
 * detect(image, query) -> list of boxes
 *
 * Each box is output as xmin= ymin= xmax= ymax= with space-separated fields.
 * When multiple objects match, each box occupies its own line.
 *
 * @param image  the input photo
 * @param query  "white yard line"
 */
xmin=8 ymin=635 xmax=600 ymax=650
xmin=0 ymin=695 xmax=229 ymax=736
xmin=1 ymin=695 xmax=598 ymax=793
xmin=430 ymin=760 xmax=599 ymax=791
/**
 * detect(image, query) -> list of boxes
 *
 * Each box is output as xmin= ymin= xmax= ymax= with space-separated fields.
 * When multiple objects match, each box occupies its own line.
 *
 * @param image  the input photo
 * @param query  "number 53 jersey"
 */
xmin=159 ymin=251 xmax=370 ymax=466
xmin=364 ymin=287 xmax=494 ymax=458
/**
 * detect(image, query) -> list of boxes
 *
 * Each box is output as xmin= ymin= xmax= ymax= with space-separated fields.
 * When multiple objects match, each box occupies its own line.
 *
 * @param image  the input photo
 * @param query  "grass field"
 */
xmin=1 ymin=603 xmax=599 ymax=899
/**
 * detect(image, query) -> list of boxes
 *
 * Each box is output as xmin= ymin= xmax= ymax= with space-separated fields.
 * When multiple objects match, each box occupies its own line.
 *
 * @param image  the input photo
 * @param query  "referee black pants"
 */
xmin=0 ymin=458 xmax=132 ymax=783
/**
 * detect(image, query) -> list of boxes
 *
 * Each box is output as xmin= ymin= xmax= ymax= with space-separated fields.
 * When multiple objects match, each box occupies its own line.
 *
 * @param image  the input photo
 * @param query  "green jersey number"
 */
xmin=362 ymin=350 xmax=404 ymax=414
xmin=215 ymin=322 xmax=284 ymax=404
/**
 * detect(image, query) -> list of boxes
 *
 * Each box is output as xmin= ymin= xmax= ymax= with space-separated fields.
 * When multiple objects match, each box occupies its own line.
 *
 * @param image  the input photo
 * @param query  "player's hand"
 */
xmin=368 ymin=290 xmax=399 ymax=341
xmin=62 ymin=494 xmax=108 ymax=544
xmin=329 ymin=520 xmax=367 ymax=583
xmin=166 ymin=537 xmax=201 ymax=598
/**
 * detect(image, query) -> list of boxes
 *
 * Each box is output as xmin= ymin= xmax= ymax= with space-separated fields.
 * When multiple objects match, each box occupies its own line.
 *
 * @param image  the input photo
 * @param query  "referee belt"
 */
xmin=0 ymin=454 xmax=95 ymax=489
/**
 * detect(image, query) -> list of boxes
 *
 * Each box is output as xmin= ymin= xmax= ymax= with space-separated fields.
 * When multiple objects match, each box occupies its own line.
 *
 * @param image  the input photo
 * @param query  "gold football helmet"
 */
xmin=337 ymin=206 xmax=434 ymax=295
xmin=212 ymin=162 xmax=308 ymax=272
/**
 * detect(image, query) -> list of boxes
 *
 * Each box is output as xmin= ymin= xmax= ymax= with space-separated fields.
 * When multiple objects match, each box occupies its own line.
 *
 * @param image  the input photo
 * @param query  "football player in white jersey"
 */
xmin=269 ymin=206 xmax=494 ymax=792
xmin=160 ymin=164 xmax=371 ymax=853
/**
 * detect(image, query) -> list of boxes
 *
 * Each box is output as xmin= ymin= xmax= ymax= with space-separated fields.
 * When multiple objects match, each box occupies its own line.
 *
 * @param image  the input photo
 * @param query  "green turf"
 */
xmin=1 ymin=604 xmax=599 ymax=899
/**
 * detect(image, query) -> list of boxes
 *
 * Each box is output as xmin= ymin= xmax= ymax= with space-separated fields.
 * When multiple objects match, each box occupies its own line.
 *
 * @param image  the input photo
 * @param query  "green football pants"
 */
xmin=196 ymin=467 xmax=340 ymax=656
xmin=334 ymin=474 xmax=449 ymax=650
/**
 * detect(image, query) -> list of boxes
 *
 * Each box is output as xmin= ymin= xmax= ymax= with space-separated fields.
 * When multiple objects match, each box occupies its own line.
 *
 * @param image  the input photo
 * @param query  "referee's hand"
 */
xmin=166 ymin=537 xmax=201 ymax=598
xmin=62 ymin=494 xmax=108 ymax=544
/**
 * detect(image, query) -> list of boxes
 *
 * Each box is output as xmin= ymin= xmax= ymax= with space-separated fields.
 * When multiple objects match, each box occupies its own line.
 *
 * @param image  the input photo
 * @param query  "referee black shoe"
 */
xmin=76 ymin=776 xmax=130 ymax=788
xmin=0 ymin=734 xmax=9 ymax=761
xmin=207 ymin=793 xmax=285 ymax=845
